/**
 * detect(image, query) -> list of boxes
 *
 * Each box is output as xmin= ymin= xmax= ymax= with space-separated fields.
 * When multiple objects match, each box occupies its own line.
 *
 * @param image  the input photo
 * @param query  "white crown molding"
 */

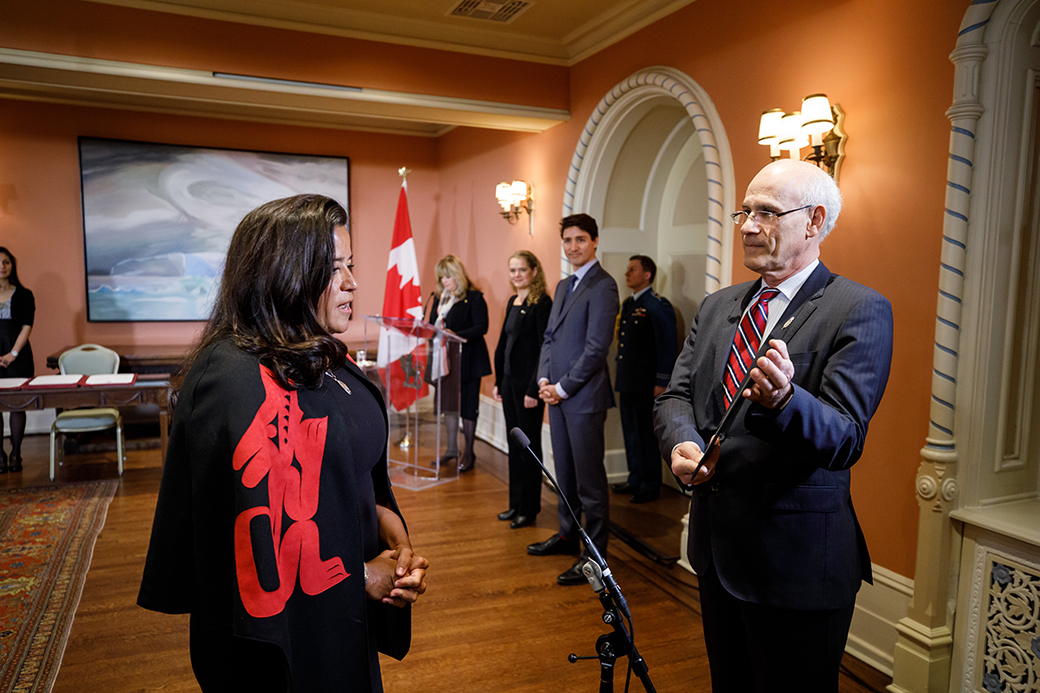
xmin=82 ymin=0 xmax=697 ymax=66
xmin=565 ymin=0 xmax=698 ymax=65
xmin=0 ymin=48 xmax=569 ymax=136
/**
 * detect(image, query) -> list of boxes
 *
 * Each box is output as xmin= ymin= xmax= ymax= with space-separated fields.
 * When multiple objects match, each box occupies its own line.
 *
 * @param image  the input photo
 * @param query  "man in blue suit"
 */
xmin=614 ymin=254 xmax=677 ymax=503
xmin=654 ymin=160 xmax=893 ymax=692
xmin=528 ymin=213 xmax=620 ymax=586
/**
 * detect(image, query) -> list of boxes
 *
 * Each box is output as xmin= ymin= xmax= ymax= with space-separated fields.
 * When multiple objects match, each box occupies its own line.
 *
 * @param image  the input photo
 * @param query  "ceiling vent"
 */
xmin=447 ymin=0 xmax=532 ymax=24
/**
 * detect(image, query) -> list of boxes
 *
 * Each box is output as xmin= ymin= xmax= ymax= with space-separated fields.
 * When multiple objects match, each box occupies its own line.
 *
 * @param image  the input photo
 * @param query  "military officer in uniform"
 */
xmin=614 ymin=255 xmax=677 ymax=503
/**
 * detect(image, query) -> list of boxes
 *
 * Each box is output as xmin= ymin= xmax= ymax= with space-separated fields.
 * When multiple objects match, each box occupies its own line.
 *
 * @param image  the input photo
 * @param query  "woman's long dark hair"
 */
xmin=0 ymin=247 xmax=23 ymax=288
xmin=176 ymin=194 xmax=349 ymax=391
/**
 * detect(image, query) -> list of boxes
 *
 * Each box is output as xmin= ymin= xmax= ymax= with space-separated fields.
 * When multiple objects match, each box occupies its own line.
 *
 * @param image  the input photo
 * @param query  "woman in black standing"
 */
xmin=426 ymin=255 xmax=491 ymax=473
xmin=139 ymin=195 xmax=427 ymax=693
xmin=492 ymin=250 xmax=551 ymax=528
xmin=0 ymin=247 xmax=35 ymax=473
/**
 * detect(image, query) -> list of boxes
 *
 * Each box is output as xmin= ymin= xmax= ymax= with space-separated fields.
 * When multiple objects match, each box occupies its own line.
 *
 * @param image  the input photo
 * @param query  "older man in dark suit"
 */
xmin=527 ymin=213 xmax=619 ymax=586
xmin=654 ymin=160 xmax=893 ymax=692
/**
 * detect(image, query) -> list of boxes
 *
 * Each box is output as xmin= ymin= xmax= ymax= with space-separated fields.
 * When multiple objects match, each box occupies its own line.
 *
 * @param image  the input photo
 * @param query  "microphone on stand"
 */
xmin=509 ymin=427 xmax=632 ymax=620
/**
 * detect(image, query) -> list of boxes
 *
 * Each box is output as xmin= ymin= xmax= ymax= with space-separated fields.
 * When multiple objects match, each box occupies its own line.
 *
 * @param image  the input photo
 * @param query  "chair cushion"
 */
xmin=54 ymin=408 xmax=121 ymax=432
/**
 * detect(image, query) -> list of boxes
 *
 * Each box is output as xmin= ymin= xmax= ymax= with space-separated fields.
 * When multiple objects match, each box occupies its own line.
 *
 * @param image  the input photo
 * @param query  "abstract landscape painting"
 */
xmin=79 ymin=138 xmax=349 ymax=321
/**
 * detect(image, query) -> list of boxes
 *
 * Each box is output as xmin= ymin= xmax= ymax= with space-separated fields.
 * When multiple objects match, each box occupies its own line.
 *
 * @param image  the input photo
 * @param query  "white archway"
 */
xmin=561 ymin=66 xmax=734 ymax=298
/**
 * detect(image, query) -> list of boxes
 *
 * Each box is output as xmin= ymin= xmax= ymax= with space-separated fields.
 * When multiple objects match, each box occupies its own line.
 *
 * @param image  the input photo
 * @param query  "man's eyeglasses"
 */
xmin=730 ymin=205 xmax=812 ymax=227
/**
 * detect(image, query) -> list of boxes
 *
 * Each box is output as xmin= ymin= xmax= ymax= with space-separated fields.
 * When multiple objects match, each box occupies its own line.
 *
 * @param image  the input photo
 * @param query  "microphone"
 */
xmin=509 ymin=427 xmax=632 ymax=620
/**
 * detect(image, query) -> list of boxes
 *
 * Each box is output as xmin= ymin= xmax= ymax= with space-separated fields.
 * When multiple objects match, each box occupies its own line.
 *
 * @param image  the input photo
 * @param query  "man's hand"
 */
xmin=671 ymin=441 xmax=717 ymax=486
xmin=538 ymin=382 xmax=561 ymax=405
xmin=744 ymin=338 xmax=796 ymax=409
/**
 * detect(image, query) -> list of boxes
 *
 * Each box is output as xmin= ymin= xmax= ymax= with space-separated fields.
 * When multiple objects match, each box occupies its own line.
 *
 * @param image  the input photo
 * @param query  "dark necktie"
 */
xmin=558 ymin=275 xmax=577 ymax=312
xmin=723 ymin=289 xmax=780 ymax=404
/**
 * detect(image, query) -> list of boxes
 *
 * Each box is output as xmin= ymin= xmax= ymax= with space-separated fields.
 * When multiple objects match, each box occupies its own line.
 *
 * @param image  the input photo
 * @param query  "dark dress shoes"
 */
xmin=630 ymin=490 xmax=660 ymax=504
xmin=610 ymin=482 xmax=634 ymax=495
xmin=497 ymin=509 xmax=517 ymax=521
xmin=510 ymin=514 xmax=536 ymax=529
xmin=527 ymin=533 xmax=579 ymax=556
xmin=7 ymin=453 xmax=21 ymax=473
xmin=557 ymin=559 xmax=589 ymax=586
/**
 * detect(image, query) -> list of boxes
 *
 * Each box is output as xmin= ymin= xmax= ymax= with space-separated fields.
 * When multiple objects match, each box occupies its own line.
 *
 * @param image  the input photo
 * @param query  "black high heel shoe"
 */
xmin=8 ymin=453 xmax=21 ymax=473
xmin=0 ymin=450 xmax=7 ymax=474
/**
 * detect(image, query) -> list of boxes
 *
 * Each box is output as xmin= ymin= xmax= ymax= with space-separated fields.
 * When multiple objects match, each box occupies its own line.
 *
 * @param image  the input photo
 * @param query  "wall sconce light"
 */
xmin=495 ymin=180 xmax=534 ymax=236
xmin=758 ymin=94 xmax=847 ymax=182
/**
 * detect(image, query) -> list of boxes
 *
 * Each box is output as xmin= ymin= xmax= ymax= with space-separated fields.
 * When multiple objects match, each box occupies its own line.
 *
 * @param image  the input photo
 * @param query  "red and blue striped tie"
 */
xmin=723 ymin=289 xmax=780 ymax=405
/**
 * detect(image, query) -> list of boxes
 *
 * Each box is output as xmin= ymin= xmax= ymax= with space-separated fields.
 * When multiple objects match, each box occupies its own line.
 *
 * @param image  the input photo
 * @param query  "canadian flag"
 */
xmin=377 ymin=180 xmax=428 ymax=410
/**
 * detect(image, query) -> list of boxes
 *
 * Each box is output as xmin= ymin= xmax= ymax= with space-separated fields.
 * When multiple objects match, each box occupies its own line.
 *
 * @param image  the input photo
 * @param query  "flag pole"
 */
xmin=395 ymin=166 xmax=413 ymax=451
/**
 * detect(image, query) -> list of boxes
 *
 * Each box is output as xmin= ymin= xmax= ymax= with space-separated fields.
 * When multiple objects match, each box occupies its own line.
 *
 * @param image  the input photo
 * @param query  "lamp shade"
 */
xmin=800 ymin=93 xmax=835 ymax=144
xmin=778 ymin=111 xmax=808 ymax=152
xmin=510 ymin=180 xmax=529 ymax=202
xmin=496 ymin=182 xmax=514 ymax=211
xmin=758 ymin=109 xmax=785 ymax=145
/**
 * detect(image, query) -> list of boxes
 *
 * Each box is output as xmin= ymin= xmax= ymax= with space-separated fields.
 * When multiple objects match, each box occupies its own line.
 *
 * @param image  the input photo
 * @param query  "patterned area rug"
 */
xmin=0 ymin=481 xmax=118 ymax=693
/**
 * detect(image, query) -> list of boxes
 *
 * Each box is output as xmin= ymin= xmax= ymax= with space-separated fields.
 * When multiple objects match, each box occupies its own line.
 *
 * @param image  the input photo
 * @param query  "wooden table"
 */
xmin=46 ymin=344 xmax=191 ymax=375
xmin=0 ymin=376 xmax=172 ymax=456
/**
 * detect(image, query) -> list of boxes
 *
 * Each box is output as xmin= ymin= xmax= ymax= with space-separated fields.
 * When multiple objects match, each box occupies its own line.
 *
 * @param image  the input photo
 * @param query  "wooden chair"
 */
xmin=50 ymin=344 xmax=124 ymax=481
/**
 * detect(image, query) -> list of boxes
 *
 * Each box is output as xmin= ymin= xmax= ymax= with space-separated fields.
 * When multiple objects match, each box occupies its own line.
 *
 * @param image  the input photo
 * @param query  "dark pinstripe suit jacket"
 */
xmin=654 ymin=262 xmax=893 ymax=610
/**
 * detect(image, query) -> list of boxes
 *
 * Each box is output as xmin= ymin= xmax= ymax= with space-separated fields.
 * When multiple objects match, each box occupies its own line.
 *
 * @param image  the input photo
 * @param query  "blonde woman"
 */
xmin=492 ymin=250 xmax=552 ymax=528
xmin=425 ymin=255 xmax=492 ymax=472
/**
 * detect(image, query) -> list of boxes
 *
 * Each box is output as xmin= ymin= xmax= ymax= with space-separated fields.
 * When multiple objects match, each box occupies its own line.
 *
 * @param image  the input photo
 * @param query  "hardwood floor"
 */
xmin=0 ymin=428 xmax=892 ymax=692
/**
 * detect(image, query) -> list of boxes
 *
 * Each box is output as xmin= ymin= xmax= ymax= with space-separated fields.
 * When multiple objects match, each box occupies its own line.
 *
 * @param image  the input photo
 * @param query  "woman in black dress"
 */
xmin=492 ymin=250 xmax=551 ymax=528
xmin=138 ymin=195 xmax=428 ymax=693
xmin=0 ymin=247 xmax=35 ymax=473
xmin=426 ymin=255 xmax=492 ymax=473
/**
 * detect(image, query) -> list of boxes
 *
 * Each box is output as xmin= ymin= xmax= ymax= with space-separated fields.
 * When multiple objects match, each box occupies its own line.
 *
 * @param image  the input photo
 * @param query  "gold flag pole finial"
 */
xmin=398 ymin=167 xmax=410 ymax=180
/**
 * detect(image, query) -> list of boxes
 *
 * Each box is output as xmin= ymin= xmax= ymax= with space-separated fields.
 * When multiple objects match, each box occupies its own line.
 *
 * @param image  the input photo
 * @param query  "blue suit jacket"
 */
xmin=654 ymin=262 xmax=893 ymax=610
xmin=538 ymin=262 xmax=619 ymax=414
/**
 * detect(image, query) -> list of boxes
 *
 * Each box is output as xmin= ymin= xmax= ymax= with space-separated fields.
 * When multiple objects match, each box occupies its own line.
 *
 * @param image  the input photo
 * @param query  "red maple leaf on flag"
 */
xmin=378 ymin=182 xmax=428 ymax=410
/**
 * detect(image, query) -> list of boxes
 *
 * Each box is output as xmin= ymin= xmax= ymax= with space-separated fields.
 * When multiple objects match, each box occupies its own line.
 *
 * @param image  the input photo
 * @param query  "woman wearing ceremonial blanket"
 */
xmin=139 ymin=194 xmax=428 ymax=692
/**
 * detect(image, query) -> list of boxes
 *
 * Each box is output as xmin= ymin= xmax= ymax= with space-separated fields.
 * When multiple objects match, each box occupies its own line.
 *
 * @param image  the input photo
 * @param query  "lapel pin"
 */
xmin=783 ymin=317 xmax=794 ymax=329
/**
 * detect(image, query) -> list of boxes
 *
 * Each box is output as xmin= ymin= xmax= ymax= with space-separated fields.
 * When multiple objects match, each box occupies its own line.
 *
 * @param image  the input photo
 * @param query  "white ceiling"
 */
xmin=85 ymin=0 xmax=697 ymax=64
xmin=0 ymin=0 xmax=697 ymax=136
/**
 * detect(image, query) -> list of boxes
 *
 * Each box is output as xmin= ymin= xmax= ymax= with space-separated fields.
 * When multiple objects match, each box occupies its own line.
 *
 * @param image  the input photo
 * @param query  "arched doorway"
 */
xmin=560 ymin=66 xmax=734 ymax=498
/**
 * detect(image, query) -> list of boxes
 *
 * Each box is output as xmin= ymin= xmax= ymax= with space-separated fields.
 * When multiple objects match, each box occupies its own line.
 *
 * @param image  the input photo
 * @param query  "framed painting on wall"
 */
xmin=78 ymin=137 xmax=350 ymax=322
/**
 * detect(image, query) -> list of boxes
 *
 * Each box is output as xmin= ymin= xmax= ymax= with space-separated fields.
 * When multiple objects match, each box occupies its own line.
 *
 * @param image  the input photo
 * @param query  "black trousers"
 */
xmin=618 ymin=391 xmax=662 ymax=493
xmin=500 ymin=379 xmax=544 ymax=516
xmin=697 ymin=561 xmax=856 ymax=693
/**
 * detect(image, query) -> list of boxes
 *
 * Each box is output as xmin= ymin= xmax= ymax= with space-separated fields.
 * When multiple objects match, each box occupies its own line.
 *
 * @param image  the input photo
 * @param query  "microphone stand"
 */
xmin=511 ymin=428 xmax=656 ymax=693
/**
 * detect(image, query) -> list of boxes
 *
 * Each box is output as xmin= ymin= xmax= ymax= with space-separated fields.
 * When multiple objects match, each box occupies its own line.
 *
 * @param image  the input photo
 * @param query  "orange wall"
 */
xmin=433 ymin=0 xmax=965 ymax=580
xmin=0 ymin=99 xmax=439 ymax=363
